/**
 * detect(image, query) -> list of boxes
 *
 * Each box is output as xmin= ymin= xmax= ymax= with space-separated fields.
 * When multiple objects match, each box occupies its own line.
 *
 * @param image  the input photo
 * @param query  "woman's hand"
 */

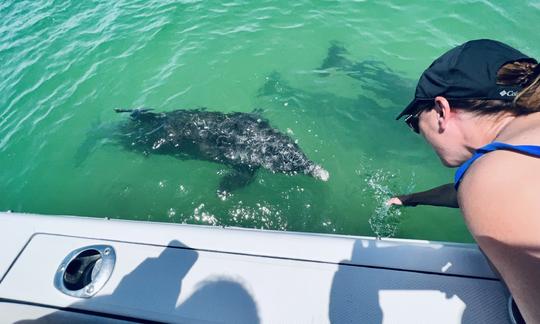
xmin=386 ymin=197 xmax=403 ymax=206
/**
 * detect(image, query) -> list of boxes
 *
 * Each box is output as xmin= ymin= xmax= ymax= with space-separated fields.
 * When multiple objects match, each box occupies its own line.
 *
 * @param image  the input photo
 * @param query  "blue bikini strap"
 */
xmin=454 ymin=141 xmax=540 ymax=189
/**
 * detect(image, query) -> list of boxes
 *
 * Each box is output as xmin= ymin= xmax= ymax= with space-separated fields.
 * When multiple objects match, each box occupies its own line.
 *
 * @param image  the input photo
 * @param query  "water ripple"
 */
xmin=271 ymin=23 xmax=304 ymax=30
xmin=210 ymin=23 xmax=260 ymax=35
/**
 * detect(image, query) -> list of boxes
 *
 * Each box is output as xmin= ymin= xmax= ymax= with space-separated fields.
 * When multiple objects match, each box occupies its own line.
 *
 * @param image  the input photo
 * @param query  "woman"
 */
xmin=394 ymin=39 xmax=540 ymax=323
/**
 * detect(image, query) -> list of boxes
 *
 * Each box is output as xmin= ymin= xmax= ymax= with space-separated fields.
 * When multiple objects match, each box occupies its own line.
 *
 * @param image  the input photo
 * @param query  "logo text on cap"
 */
xmin=499 ymin=90 xmax=518 ymax=97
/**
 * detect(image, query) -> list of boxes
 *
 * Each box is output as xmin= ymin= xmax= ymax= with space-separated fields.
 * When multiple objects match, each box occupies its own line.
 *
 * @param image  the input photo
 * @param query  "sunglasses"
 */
xmin=404 ymin=110 xmax=423 ymax=134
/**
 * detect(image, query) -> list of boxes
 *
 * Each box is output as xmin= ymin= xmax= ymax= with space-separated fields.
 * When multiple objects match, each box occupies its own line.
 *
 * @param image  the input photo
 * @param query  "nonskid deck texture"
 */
xmin=0 ymin=212 xmax=512 ymax=323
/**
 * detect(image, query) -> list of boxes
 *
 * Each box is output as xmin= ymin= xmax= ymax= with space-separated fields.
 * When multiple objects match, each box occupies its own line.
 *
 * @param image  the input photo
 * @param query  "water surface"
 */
xmin=1 ymin=0 xmax=539 ymax=242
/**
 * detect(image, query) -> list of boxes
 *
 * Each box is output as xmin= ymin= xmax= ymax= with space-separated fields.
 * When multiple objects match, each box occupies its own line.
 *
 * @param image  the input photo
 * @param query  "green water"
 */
xmin=1 ymin=1 xmax=539 ymax=243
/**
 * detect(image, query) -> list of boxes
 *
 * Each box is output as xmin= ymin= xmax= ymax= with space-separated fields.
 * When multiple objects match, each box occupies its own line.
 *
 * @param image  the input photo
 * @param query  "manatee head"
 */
xmin=308 ymin=164 xmax=330 ymax=181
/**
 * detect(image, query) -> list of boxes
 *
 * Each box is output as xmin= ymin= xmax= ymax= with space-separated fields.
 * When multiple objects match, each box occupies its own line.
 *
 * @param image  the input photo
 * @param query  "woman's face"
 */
xmin=417 ymin=107 xmax=471 ymax=167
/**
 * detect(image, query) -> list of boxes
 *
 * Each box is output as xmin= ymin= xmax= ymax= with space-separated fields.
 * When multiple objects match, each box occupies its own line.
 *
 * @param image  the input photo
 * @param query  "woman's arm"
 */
xmin=388 ymin=183 xmax=458 ymax=208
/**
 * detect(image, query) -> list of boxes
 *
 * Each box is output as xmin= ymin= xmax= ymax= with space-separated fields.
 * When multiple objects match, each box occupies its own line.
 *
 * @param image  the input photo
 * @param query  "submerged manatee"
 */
xmin=115 ymin=108 xmax=329 ymax=192
xmin=317 ymin=42 xmax=414 ymax=105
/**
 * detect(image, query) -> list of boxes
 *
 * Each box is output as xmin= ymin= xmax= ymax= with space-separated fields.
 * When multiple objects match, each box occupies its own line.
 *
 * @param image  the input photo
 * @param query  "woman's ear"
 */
xmin=434 ymin=96 xmax=452 ymax=133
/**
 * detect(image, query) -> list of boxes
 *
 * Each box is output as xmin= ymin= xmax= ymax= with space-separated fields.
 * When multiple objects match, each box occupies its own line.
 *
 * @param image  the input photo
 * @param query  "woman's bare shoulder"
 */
xmin=458 ymin=149 xmax=540 ymax=240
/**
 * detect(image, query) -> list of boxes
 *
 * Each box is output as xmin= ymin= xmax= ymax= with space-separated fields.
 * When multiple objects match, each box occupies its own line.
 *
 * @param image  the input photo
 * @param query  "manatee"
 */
xmin=317 ymin=42 xmax=414 ymax=105
xmin=114 ymin=108 xmax=329 ymax=192
xmin=318 ymin=42 xmax=351 ymax=75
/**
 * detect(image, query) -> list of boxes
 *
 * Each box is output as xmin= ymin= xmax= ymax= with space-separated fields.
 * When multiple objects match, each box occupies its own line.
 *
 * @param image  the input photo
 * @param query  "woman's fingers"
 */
xmin=386 ymin=197 xmax=403 ymax=206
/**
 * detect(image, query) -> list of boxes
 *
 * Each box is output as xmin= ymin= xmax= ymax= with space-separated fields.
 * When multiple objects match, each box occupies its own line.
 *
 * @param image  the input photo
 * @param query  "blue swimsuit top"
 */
xmin=454 ymin=141 xmax=540 ymax=189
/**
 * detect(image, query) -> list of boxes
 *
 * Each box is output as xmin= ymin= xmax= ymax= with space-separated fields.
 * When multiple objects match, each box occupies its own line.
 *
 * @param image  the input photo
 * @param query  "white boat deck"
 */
xmin=0 ymin=212 xmax=512 ymax=323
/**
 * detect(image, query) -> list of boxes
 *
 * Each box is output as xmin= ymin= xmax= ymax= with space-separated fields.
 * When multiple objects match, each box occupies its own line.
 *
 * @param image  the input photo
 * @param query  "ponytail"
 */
xmin=512 ymin=62 xmax=540 ymax=112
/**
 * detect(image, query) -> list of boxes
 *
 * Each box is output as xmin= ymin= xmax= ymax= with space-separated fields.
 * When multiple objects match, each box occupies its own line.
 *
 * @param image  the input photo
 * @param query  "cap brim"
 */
xmin=396 ymin=99 xmax=419 ymax=120
xmin=395 ymin=98 xmax=434 ymax=120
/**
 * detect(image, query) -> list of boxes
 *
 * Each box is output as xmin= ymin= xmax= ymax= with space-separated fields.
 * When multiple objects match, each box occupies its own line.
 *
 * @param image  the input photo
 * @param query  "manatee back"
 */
xmin=209 ymin=112 xmax=314 ymax=173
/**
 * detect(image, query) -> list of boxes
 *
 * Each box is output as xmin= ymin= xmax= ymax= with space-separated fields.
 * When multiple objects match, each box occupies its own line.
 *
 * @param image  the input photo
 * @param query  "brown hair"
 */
xmin=450 ymin=61 xmax=540 ymax=115
xmin=415 ymin=61 xmax=540 ymax=115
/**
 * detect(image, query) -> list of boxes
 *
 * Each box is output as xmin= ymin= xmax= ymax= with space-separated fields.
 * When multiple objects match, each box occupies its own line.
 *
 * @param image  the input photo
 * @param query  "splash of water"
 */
xmin=368 ymin=201 xmax=402 ymax=239
xmin=361 ymin=167 xmax=414 ymax=238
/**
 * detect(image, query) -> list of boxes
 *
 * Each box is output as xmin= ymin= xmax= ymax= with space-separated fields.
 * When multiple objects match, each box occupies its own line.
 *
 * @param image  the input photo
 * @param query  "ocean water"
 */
xmin=1 ymin=0 xmax=539 ymax=243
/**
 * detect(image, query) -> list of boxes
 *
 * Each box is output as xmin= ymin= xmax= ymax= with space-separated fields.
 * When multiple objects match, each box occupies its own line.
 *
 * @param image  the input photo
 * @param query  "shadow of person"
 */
xmin=329 ymin=239 xmax=511 ymax=324
xmin=97 ymin=239 xmax=198 ymax=313
xmin=177 ymin=279 xmax=260 ymax=323
xmin=14 ymin=239 xmax=259 ymax=323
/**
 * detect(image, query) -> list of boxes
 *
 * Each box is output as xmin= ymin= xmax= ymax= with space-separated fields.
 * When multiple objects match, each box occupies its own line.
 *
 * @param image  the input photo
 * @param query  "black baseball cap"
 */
xmin=396 ymin=39 xmax=537 ymax=120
